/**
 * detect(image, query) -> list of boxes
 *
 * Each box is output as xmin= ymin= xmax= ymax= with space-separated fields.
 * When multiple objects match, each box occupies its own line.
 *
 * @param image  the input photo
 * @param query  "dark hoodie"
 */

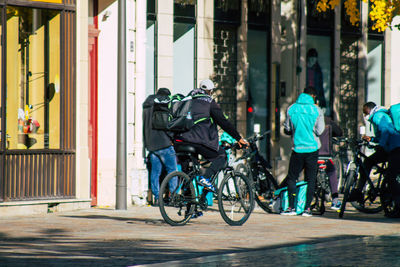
xmin=178 ymin=88 xmax=241 ymax=151
xmin=143 ymin=94 xmax=173 ymax=152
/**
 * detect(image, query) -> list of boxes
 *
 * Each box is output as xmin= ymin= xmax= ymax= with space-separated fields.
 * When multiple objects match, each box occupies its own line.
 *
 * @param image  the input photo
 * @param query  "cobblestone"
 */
xmin=0 ymin=205 xmax=399 ymax=266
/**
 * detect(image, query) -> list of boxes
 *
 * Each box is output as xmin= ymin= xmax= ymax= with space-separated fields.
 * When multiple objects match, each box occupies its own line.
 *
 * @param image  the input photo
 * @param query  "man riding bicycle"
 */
xmin=174 ymin=79 xmax=248 ymax=192
xmin=349 ymin=102 xmax=400 ymax=203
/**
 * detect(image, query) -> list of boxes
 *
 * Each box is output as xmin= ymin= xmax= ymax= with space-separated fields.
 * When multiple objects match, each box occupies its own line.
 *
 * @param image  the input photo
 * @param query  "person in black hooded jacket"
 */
xmin=143 ymin=88 xmax=177 ymax=206
xmin=175 ymin=79 xmax=248 ymax=192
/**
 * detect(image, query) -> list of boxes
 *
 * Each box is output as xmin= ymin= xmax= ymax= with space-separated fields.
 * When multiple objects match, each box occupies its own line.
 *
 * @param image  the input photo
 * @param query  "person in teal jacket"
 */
xmin=282 ymin=86 xmax=325 ymax=217
xmin=350 ymin=102 xmax=400 ymax=204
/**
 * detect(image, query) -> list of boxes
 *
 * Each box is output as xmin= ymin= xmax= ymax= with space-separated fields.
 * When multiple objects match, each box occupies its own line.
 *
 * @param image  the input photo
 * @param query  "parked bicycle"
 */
xmin=234 ymin=131 xmax=279 ymax=213
xmin=339 ymin=139 xmax=386 ymax=218
xmin=311 ymin=157 xmax=332 ymax=215
xmin=158 ymin=142 xmax=255 ymax=226
xmin=332 ymin=137 xmax=350 ymax=194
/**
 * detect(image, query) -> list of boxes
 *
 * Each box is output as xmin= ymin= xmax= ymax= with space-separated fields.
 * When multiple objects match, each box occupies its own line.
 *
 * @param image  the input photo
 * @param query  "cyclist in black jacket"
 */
xmin=176 ymin=79 xmax=247 ymax=191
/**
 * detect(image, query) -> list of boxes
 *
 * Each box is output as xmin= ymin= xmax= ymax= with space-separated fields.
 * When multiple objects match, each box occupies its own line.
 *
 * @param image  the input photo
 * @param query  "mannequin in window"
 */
xmin=306 ymin=48 xmax=326 ymax=109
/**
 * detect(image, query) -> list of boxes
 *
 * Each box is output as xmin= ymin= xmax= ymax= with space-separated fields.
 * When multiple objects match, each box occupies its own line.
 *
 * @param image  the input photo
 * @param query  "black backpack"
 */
xmin=151 ymin=95 xmax=172 ymax=130
xmin=152 ymin=92 xmax=211 ymax=133
xmin=167 ymin=95 xmax=194 ymax=132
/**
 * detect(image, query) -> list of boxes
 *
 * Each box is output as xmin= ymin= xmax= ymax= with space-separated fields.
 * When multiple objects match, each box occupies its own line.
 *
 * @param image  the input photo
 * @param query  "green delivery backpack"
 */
xmin=274 ymin=181 xmax=308 ymax=215
xmin=389 ymin=103 xmax=400 ymax=133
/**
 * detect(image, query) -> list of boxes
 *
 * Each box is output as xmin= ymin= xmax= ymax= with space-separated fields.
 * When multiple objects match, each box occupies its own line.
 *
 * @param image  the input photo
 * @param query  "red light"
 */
xmin=276 ymin=108 xmax=278 ymax=113
xmin=247 ymin=107 xmax=253 ymax=113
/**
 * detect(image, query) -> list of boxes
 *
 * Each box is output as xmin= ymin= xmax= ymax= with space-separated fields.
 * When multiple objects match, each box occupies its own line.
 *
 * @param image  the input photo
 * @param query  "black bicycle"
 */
xmin=339 ymin=140 xmax=386 ymax=218
xmin=234 ymin=131 xmax=278 ymax=213
xmin=311 ymin=157 xmax=332 ymax=215
xmin=158 ymin=142 xmax=255 ymax=226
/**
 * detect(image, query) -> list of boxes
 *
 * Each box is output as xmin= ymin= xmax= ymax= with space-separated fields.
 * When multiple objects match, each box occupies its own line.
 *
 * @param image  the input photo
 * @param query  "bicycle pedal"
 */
xmin=191 ymin=211 xmax=203 ymax=219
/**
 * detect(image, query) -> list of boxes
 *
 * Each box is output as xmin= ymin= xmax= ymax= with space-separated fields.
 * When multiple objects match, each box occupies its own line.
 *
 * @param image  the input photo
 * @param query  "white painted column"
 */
xmin=76 ymin=0 xmax=91 ymax=201
xmin=236 ymin=0 xmax=248 ymax=137
xmin=333 ymin=4 xmax=341 ymax=120
xmin=387 ymin=16 xmax=400 ymax=105
xmin=128 ymin=0 xmax=148 ymax=206
xmin=196 ymin=0 xmax=214 ymax=85
xmin=357 ymin=1 xmax=368 ymax=127
xmin=157 ymin=0 xmax=174 ymax=89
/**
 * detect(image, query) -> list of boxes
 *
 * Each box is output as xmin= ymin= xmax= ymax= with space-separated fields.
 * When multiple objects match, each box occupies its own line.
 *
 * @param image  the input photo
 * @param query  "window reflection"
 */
xmin=6 ymin=7 xmax=60 ymax=149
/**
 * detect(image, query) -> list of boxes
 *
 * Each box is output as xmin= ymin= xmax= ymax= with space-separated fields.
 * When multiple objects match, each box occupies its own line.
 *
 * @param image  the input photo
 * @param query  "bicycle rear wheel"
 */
xmin=159 ymin=171 xmax=196 ymax=226
xmin=311 ymin=187 xmax=326 ymax=215
xmin=339 ymin=169 xmax=356 ymax=218
xmin=218 ymin=172 xmax=255 ymax=226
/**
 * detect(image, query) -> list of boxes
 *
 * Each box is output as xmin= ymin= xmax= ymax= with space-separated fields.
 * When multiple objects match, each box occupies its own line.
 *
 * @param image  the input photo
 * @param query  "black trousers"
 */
xmin=177 ymin=142 xmax=226 ymax=178
xmin=357 ymin=146 xmax=388 ymax=189
xmin=285 ymin=150 xmax=319 ymax=209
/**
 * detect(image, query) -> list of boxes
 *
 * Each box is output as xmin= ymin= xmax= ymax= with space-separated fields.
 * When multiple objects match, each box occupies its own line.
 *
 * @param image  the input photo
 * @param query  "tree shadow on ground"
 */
xmin=0 ymin=228 xmax=373 ymax=267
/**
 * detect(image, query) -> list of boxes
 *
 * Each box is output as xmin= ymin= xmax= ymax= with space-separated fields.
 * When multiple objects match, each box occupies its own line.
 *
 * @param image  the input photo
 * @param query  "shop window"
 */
xmin=173 ymin=23 xmax=195 ymax=95
xmin=247 ymin=29 xmax=268 ymax=157
xmin=173 ymin=1 xmax=195 ymax=95
xmin=366 ymin=39 xmax=383 ymax=105
xmin=214 ymin=0 xmax=240 ymax=24
xmin=307 ymin=0 xmax=334 ymax=33
xmin=6 ymin=7 xmax=61 ymax=150
xmin=248 ymin=0 xmax=269 ymax=29
xmin=306 ymin=35 xmax=332 ymax=116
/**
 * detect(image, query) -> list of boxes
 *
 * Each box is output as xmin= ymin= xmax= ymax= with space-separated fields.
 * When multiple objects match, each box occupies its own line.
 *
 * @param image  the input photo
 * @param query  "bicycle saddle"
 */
xmin=175 ymin=144 xmax=196 ymax=154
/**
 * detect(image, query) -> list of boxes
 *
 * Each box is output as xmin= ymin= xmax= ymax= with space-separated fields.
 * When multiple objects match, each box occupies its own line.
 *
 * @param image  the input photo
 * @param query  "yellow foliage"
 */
xmin=316 ymin=0 xmax=400 ymax=32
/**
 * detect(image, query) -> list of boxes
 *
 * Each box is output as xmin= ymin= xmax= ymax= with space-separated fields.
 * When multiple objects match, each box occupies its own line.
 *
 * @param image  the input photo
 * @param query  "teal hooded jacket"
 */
xmin=369 ymin=106 xmax=400 ymax=152
xmin=284 ymin=93 xmax=325 ymax=153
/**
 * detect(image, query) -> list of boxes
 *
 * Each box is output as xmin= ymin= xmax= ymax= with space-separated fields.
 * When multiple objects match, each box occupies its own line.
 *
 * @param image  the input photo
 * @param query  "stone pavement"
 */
xmin=0 ymin=204 xmax=399 ymax=266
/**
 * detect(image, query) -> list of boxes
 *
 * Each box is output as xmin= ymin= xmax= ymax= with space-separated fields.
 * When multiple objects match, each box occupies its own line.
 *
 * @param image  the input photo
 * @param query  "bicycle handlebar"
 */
xmin=220 ymin=141 xmax=247 ymax=151
xmin=247 ymin=130 xmax=271 ymax=143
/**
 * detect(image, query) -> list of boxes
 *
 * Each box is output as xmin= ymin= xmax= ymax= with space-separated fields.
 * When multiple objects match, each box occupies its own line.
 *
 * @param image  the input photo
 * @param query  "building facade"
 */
xmin=53 ymin=0 xmax=400 ymax=208
xmin=2 ymin=0 xmax=400 ymax=214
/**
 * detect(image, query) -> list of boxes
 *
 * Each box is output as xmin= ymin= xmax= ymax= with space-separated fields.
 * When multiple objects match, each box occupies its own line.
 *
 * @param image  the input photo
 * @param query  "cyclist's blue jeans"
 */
xmin=150 ymin=146 xmax=178 ymax=200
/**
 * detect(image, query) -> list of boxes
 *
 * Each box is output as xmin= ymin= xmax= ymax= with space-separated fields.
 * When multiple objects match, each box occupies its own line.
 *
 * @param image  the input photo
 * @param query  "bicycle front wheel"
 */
xmin=159 ymin=171 xmax=196 ymax=226
xmin=381 ymin=179 xmax=400 ymax=218
xmin=218 ymin=172 xmax=255 ymax=226
xmin=350 ymin=173 xmax=383 ymax=214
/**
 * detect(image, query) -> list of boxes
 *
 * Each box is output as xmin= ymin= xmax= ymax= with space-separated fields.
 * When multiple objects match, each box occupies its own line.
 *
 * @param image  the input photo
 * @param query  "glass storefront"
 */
xmin=6 ymin=7 xmax=61 ymax=150
xmin=173 ymin=22 xmax=195 ymax=95
xmin=247 ymin=29 xmax=268 ymax=156
xmin=306 ymin=34 xmax=332 ymax=115
xmin=366 ymin=39 xmax=384 ymax=105
xmin=0 ymin=1 xmax=76 ymax=202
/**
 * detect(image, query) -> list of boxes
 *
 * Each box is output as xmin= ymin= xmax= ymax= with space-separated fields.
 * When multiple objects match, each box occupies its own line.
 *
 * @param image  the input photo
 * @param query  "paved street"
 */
xmin=0 ymin=204 xmax=399 ymax=266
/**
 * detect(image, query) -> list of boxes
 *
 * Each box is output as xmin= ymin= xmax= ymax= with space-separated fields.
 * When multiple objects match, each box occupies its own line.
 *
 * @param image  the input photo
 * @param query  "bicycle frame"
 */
xmin=351 ymin=144 xmax=383 ymax=198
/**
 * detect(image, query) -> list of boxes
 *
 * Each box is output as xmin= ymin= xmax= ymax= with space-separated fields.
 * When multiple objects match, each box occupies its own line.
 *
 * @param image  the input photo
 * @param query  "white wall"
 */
xmin=76 ymin=0 xmax=91 ymax=201
xmin=97 ymin=2 xmax=118 ymax=206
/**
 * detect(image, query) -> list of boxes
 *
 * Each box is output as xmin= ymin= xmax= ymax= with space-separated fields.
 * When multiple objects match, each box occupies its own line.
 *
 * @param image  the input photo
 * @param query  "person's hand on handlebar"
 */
xmin=362 ymin=135 xmax=372 ymax=142
xmin=237 ymin=138 xmax=249 ymax=148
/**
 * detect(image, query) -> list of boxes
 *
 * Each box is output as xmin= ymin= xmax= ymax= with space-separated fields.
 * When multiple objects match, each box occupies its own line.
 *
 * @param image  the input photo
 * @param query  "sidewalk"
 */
xmin=0 ymin=205 xmax=399 ymax=266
